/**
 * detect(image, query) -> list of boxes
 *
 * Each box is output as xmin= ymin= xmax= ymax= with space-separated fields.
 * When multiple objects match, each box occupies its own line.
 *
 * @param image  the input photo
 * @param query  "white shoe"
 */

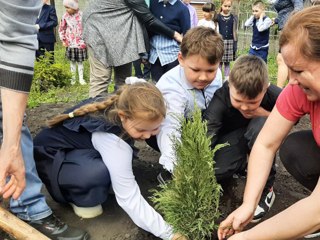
xmin=71 ymin=79 xmax=76 ymax=85
xmin=70 ymin=203 xmax=103 ymax=218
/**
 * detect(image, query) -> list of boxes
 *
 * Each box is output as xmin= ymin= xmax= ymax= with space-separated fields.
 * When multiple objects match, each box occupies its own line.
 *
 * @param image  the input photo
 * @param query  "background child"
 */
xmin=146 ymin=27 xmax=224 ymax=181
xmin=34 ymin=82 xmax=185 ymax=240
xmin=197 ymin=3 xmax=219 ymax=31
xmin=217 ymin=0 xmax=238 ymax=81
xmin=149 ymin=0 xmax=190 ymax=82
xmin=245 ymin=1 xmax=272 ymax=63
xmin=59 ymin=0 xmax=87 ymax=85
xmin=203 ymin=55 xmax=282 ymax=223
xmin=35 ymin=0 xmax=58 ymax=63
xmin=182 ymin=0 xmax=198 ymax=28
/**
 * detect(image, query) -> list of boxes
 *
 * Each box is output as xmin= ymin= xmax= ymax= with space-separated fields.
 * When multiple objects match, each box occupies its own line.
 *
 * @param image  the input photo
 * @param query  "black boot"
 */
xmin=27 ymin=214 xmax=90 ymax=240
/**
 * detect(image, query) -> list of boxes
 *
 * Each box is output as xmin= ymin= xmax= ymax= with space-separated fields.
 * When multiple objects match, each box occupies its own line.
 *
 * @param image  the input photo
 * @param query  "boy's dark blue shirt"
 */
xmin=203 ymin=81 xmax=281 ymax=147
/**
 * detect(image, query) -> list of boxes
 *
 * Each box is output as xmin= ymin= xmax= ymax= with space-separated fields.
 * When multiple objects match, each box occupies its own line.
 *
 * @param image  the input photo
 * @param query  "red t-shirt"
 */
xmin=276 ymin=84 xmax=320 ymax=146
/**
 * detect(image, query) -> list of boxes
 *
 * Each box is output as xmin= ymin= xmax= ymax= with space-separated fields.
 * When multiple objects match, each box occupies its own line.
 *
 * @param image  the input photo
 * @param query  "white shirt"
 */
xmin=92 ymin=132 xmax=173 ymax=240
xmin=197 ymin=18 xmax=219 ymax=32
xmin=156 ymin=65 xmax=223 ymax=172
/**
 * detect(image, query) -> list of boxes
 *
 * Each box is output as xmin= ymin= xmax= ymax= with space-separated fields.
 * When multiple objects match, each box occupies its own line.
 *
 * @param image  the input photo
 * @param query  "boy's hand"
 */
xmin=173 ymin=32 xmax=183 ymax=43
xmin=260 ymin=11 xmax=265 ymax=20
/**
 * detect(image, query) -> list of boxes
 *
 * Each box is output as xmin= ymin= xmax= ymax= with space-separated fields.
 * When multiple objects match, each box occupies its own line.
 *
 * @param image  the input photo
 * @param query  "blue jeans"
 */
xmin=0 ymin=104 xmax=52 ymax=220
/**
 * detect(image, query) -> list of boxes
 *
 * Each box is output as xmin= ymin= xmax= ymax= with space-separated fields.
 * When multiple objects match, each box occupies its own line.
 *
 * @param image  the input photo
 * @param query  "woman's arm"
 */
xmin=124 ymin=0 xmax=182 ymax=42
xmin=218 ymin=106 xmax=295 ymax=239
xmin=92 ymin=132 xmax=173 ymax=239
xmin=229 ymin=177 xmax=320 ymax=240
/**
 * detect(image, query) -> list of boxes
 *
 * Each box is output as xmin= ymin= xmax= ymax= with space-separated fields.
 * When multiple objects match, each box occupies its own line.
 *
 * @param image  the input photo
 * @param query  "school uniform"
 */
xmin=203 ymin=81 xmax=281 ymax=186
xmin=217 ymin=14 xmax=237 ymax=63
xmin=36 ymin=4 xmax=58 ymax=60
xmin=245 ymin=15 xmax=272 ymax=63
xmin=34 ymin=97 xmax=173 ymax=239
xmin=148 ymin=65 xmax=223 ymax=172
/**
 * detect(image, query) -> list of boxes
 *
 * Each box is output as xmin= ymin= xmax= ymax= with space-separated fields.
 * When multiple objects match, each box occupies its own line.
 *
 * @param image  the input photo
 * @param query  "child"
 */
xmin=133 ymin=53 xmax=151 ymax=80
xmin=33 ymin=82 xmax=185 ymax=240
xmin=182 ymin=0 xmax=198 ymax=28
xmin=35 ymin=0 xmax=58 ymax=63
xmin=147 ymin=27 xmax=224 ymax=181
xmin=245 ymin=1 xmax=272 ymax=63
xmin=197 ymin=3 xmax=219 ymax=31
xmin=149 ymin=0 xmax=190 ymax=82
xmin=59 ymin=0 xmax=87 ymax=85
xmin=217 ymin=0 xmax=238 ymax=81
xmin=203 ymin=55 xmax=282 ymax=222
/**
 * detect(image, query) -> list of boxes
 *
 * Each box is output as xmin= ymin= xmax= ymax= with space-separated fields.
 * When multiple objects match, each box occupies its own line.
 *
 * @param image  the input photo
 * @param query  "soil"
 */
xmin=0 ymin=103 xmax=316 ymax=240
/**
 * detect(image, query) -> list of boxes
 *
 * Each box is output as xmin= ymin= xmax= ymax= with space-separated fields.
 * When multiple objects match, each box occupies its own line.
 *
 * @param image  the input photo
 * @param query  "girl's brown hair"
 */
xmin=279 ymin=5 xmax=320 ymax=61
xmin=47 ymin=82 xmax=166 ymax=127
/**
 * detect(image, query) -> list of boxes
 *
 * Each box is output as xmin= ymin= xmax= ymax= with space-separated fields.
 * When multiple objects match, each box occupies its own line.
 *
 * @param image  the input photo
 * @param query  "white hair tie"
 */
xmin=68 ymin=112 xmax=75 ymax=118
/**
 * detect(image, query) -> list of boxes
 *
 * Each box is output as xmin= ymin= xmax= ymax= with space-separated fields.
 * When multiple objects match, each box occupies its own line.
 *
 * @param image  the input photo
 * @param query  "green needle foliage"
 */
xmin=151 ymin=107 xmax=225 ymax=240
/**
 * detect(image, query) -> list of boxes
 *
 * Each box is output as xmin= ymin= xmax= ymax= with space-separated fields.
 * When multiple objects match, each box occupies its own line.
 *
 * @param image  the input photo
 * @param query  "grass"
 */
xmin=28 ymin=43 xmax=279 ymax=108
xmin=28 ymin=44 xmax=90 ymax=108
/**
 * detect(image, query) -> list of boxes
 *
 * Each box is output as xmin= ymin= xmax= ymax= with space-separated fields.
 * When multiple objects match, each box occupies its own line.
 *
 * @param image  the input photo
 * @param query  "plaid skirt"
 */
xmin=222 ymin=39 xmax=235 ymax=63
xmin=65 ymin=47 xmax=88 ymax=62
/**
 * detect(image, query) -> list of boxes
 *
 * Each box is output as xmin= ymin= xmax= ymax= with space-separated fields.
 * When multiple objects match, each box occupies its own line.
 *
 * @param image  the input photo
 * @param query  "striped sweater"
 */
xmin=0 ymin=0 xmax=41 ymax=93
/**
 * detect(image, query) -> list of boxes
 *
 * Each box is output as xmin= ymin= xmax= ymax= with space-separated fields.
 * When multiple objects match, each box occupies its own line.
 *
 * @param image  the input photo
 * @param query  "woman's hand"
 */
xmin=173 ymin=32 xmax=183 ymax=43
xmin=218 ymin=203 xmax=255 ymax=240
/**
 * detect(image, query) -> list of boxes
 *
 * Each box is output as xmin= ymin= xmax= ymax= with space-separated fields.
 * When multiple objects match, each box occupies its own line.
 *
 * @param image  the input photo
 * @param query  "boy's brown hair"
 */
xmin=229 ymin=55 xmax=268 ymax=99
xmin=180 ymin=26 xmax=224 ymax=64
xmin=253 ymin=0 xmax=265 ymax=9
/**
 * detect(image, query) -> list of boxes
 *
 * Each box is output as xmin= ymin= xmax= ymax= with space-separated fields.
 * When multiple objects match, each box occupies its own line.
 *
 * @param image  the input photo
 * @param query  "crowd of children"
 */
xmin=23 ymin=1 xmax=320 ymax=240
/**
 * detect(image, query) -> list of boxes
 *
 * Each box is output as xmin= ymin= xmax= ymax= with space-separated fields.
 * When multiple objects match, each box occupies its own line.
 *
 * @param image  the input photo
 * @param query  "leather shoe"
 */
xmin=27 ymin=214 xmax=90 ymax=240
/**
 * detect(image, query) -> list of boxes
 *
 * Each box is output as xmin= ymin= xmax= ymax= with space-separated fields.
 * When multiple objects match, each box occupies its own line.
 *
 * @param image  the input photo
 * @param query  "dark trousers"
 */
xmin=133 ymin=59 xmax=151 ymax=80
xmin=280 ymin=130 xmax=320 ymax=191
xmin=150 ymin=58 xmax=179 ymax=82
xmin=249 ymin=47 xmax=269 ymax=63
xmin=214 ymin=117 xmax=276 ymax=189
xmin=34 ymin=126 xmax=111 ymax=207
xmin=36 ymin=42 xmax=55 ymax=63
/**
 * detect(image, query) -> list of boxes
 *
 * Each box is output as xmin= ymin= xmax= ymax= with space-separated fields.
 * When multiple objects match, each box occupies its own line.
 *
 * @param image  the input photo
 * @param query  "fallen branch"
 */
xmin=0 ymin=206 xmax=50 ymax=240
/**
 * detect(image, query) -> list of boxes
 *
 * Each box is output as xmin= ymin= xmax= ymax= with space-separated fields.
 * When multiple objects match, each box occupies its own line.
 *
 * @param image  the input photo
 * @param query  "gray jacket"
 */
xmin=273 ymin=0 xmax=303 ymax=30
xmin=83 ymin=0 xmax=175 ymax=67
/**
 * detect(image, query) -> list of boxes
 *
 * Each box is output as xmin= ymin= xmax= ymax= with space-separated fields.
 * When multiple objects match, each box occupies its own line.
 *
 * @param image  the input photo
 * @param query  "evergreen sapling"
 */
xmin=151 ymin=106 xmax=226 ymax=239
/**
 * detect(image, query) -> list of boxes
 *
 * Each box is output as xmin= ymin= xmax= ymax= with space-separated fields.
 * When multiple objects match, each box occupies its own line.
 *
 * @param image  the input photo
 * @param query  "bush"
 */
xmin=151 ymin=107 xmax=226 ymax=240
xmin=32 ymin=51 xmax=71 ymax=93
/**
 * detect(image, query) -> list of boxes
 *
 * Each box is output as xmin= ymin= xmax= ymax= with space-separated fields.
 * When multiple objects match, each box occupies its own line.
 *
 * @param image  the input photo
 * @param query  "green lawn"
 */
xmin=28 ymin=43 xmax=278 ymax=108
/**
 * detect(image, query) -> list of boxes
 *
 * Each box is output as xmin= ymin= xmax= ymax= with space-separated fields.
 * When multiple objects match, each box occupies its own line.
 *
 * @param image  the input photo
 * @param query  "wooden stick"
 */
xmin=0 ymin=206 xmax=50 ymax=240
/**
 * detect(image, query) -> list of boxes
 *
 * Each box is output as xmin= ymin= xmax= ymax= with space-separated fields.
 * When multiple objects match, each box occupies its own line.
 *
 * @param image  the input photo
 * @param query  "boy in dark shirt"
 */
xmin=203 ymin=55 xmax=281 ymax=223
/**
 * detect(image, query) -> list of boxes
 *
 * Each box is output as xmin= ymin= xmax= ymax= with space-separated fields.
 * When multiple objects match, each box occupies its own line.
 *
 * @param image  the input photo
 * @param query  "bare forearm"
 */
xmin=243 ymin=193 xmax=320 ymax=239
xmin=1 ymin=89 xmax=28 ymax=148
xmin=243 ymin=143 xmax=275 ymax=207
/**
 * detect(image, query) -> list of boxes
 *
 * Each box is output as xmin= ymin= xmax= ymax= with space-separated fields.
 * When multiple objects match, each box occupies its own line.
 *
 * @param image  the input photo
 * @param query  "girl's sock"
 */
xmin=78 ymin=62 xmax=86 ymax=85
